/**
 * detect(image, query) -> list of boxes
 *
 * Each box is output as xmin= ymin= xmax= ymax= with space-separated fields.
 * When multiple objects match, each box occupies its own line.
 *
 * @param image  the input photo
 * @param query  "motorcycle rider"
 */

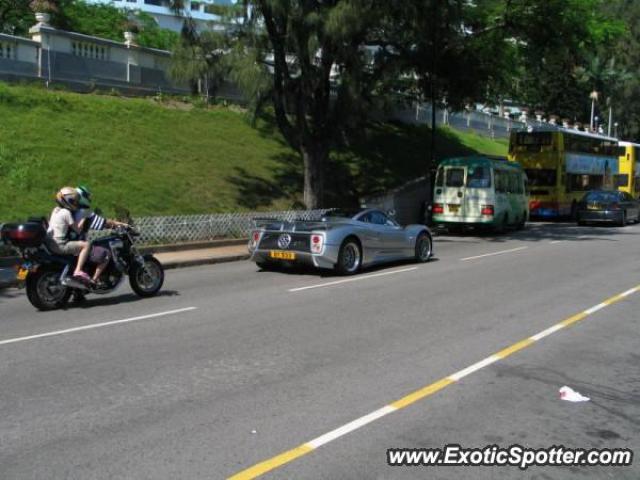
xmin=74 ymin=185 xmax=129 ymax=285
xmin=46 ymin=187 xmax=92 ymax=284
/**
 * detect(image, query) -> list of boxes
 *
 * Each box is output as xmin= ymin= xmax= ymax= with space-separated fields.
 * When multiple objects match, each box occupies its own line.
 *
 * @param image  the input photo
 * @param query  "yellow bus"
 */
xmin=508 ymin=127 xmax=622 ymax=218
xmin=617 ymin=141 xmax=640 ymax=199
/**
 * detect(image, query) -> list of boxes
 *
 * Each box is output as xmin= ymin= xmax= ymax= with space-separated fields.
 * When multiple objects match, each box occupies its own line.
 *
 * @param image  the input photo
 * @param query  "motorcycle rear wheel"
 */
xmin=26 ymin=269 xmax=72 ymax=311
xmin=129 ymin=255 xmax=164 ymax=298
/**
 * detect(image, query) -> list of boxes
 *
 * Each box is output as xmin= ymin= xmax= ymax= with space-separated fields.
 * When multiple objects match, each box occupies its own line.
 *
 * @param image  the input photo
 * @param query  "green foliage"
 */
xmin=1 ymin=0 xmax=178 ymax=50
xmin=170 ymin=31 xmax=228 ymax=98
xmin=503 ymin=0 xmax=624 ymax=120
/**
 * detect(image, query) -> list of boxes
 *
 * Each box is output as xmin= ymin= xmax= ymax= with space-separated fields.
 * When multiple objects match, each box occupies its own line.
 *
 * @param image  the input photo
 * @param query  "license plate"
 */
xmin=16 ymin=267 xmax=28 ymax=280
xmin=448 ymin=204 xmax=460 ymax=214
xmin=270 ymin=250 xmax=296 ymax=260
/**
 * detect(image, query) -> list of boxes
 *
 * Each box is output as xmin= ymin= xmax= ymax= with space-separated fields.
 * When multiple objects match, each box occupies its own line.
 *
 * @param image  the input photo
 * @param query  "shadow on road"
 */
xmin=254 ymin=258 xmax=438 ymax=278
xmin=437 ymin=221 xmax=640 ymax=244
xmin=70 ymin=289 xmax=181 ymax=309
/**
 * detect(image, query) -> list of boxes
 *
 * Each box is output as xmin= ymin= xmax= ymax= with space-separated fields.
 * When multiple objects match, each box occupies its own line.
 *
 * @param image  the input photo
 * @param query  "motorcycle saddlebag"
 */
xmin=1 ymin=222 xmax=47 ymax=248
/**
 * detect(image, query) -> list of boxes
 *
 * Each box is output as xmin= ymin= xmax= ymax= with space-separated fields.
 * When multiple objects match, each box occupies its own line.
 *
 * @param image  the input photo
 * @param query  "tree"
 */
xmin=501 ymin=0 xmax=624 ymax=121
xmin=0 ymin=0 xmax=33 ymax=35
xmin=169 ymin=31 xmax=228 ymax=101
xmin=231 ymin=0 xmax=407 ymax=208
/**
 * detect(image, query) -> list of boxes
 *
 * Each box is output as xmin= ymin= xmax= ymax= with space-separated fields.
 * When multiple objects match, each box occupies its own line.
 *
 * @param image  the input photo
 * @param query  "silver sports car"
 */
xmin=248 ymin=208 xmax=433 ymax=274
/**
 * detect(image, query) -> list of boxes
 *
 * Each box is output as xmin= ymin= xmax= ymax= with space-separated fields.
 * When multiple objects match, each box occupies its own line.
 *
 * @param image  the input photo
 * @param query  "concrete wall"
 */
xmin=361 ymin=177 xmax=431 ymax=226
xmin=0 ymin=25 xmax=186 ymax=94
xmin=0 ymin=34 xmax=40 ymax=78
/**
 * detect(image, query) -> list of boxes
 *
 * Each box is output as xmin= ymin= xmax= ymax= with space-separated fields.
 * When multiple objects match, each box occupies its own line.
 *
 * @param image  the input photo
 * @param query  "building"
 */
xmin=86 ymin=0 xmax=238 ymax=32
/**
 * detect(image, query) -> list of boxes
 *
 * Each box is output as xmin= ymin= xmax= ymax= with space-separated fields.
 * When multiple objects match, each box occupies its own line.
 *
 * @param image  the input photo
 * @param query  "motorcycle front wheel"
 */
xmin=129 ymin=255 xmax=164 ymax=298
xmin=26 ymin=269 xmax=71 ymax=311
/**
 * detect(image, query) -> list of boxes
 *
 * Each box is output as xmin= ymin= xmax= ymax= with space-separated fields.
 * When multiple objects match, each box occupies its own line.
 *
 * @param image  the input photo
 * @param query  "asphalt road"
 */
xmin=1 ymin=222 xmax=639 ymax=479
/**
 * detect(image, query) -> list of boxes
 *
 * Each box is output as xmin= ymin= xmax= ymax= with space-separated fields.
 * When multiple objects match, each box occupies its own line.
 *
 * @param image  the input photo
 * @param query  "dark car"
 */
xmin=576 ymin=190 xmax=640 ymax=226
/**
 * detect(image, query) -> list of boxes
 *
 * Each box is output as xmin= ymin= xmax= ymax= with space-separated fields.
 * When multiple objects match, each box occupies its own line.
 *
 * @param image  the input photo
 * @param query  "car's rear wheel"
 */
xmin=414 ymin=232 xmax=432 ymax=263
xmin=335 ymin=238 xmax=361 ymax=275
xmin=618 ymin=210 xmax=627 ymax=227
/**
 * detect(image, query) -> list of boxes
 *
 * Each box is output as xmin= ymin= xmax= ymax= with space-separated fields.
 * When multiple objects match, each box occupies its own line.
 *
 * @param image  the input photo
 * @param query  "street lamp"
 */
xmin=614 ymin=122 xmax=619 ymax=138
xmin=589 ymin=90 xmax=599 ymax=131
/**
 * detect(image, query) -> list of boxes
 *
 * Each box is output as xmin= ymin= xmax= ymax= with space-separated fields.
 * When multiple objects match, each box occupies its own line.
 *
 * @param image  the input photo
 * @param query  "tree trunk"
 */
xmin=302 ymin=143 xmax=326 ymax=209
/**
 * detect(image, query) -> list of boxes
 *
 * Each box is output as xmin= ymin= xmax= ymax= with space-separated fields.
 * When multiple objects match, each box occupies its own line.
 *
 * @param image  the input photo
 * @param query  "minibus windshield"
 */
xmin=467 ymin=166 xmax=491 ymax=188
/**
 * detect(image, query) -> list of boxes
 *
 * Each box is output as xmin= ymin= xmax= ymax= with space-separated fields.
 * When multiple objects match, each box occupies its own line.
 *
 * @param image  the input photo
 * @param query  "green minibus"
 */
xmin=432 ymin=156 xmax=529 ymax=231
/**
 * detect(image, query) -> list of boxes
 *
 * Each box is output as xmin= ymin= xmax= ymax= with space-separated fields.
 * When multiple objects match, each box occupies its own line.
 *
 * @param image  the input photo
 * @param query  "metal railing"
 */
xmin=132 ymin=209 xmax=330 ymax=245
xmin=393 ymin=102 xmax=527 ymax=140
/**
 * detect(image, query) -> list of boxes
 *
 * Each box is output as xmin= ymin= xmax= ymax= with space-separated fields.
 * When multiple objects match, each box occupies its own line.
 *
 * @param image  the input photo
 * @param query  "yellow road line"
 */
xmin=494 ymin=338 xmax=535 ymax=359
xmin=389 ymin=378 xmax=455 ymax=410
xmin=228 ymin=445 xmax=314 ymax=480
xmin=228 ymin=285 xmax=640 ymax=479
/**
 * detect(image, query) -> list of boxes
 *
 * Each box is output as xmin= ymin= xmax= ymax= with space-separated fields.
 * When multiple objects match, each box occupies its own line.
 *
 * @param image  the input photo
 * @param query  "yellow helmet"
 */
xmin=56 ymin=186 xmax=79 ymax=211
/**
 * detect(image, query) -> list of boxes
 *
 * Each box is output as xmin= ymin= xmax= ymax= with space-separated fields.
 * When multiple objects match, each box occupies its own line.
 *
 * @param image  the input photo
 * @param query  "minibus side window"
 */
xmin=446 ymin=168 xmax=465 ymax=187
xmin=467 ymin=166 xmax=491 ymax=188
xmin=495 ymin=170 xmax=506 ymax=193
xmin=435 ymin=167 xmax=444 ymax=187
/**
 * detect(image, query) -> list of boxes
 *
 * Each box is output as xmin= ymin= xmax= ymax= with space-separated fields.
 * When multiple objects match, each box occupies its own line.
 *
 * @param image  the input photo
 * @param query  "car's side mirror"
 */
xmin=387 ymin=209 xmax=396 ymax=218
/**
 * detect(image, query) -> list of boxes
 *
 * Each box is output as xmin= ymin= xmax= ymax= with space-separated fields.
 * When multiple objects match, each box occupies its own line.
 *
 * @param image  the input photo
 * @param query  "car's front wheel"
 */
xmin=335 ymin=238 xmax=362 ymax=275
xmin=414 ymin=232 xmax=432 ymax=263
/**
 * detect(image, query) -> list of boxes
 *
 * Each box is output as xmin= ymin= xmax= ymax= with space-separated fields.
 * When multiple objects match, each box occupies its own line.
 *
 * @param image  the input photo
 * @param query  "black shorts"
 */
xmin=90 ymin=246 xmax=111 ymax=265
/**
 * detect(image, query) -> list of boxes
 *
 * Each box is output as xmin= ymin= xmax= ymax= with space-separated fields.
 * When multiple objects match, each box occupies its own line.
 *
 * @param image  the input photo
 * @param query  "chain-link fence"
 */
xmin=132 ymin=209 xmax=331 ymax=245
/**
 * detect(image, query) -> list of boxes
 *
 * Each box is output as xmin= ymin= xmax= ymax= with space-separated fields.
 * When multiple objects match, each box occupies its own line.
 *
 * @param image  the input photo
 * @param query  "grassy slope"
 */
xmin=0 ymin=83 xmax=507 ymax=221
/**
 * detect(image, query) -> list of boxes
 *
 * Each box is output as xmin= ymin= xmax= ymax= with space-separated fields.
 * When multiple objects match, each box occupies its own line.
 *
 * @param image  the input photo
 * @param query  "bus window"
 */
xmin=524 ymin=169 xmax=557 ymax=187
xmin=446 ymin=168 xmax=465 ymax=187
xmin=467 ymin=166 xmax=491 ymax=188
xmin=515 ymin=132 xmax=552 ymax=146
xmin=568 ymin=173 xmax=602 ymax=191
xmin=615 ymin=174 xmax=629 ymax=188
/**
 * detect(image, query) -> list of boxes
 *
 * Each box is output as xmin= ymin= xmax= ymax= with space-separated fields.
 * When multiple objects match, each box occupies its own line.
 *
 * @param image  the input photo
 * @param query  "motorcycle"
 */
xmin=1 ymin=218 xmax=164 ymax=311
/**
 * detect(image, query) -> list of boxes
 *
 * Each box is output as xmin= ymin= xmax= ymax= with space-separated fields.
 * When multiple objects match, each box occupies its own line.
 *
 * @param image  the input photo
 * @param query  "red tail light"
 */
xmin=249 ymin=230 xmax=262 ymax=250
xmin=310 ymin=233 xmax=324 ymax=253
xmin=481 ymin=205 xmax=494 ymax=216
xmin=432 ymin=203 xmax=444 ymax=214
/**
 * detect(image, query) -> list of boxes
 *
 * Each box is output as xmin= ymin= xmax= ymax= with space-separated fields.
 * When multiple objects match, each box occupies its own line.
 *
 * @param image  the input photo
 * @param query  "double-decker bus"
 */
xmin=508 ymin=127 xmax=622 ymax=218
xmin=617 ymin=141 xmax=640 ymax=199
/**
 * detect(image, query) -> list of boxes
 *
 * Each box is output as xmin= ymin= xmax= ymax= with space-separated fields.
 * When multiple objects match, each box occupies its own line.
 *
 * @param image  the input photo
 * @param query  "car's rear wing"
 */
xmin=252 ymin=217 xmax=351 ymax=232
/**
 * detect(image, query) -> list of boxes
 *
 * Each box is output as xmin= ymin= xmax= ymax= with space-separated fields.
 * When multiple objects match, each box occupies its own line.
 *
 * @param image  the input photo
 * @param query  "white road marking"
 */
xmin=288 ymin=267 xmax=418 ymax=292
xmin=584 ymin=303 xmax=607 ymax=315
xmin=448 ymin=355 xmax=501 ymax=381
xmin=460 ymin=246 xmax=528 ymax=261
xmin=0 ymin=307 xmax=197 ymax=346
xmin=549 ymin=240 xmax=564 ymax=244
xmin=620 ymin=287 xmax=639 ymax=297
xmin=529 ymin=323 xmax=565 ymax=341
xmin=307 ymin=406 xmax=397 ymax=448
